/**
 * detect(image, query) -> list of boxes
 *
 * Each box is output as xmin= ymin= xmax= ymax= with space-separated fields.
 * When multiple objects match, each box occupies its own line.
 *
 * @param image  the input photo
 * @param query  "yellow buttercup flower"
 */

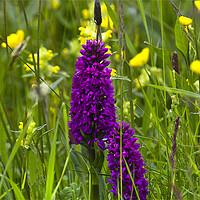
xmin=111 ymin=69 xmax=117 ymax=77
xmin=1 ymin=30 xmax=24 ymax=49
xmin=195 ymin=1 xmax=200 ymax=11
xmin=53 ymin=65 xmax=60 ymax=73
xmin=129 ymin=48 xmax=150 ymax=67
xmin=190 ymin=60 xmax=200 ymax=74
xmin=179 ymin=16 xmax=192 ymax=26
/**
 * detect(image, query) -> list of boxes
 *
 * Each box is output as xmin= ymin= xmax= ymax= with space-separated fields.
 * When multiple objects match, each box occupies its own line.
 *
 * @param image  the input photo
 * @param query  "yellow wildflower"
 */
xmin=129 ymin=48 xmax=149 ymax=67
xmin=87 ymin=32 xmax=94 ymax=40
xmin=105 ymin=45 xmax=112 ymax=54
xmin=24 ymin=63 xmax=33 ymax=71
xmin=104 ymin=30 xmax=112 ymax=39
xmin=82 ymin=9 xmax=90 ymax=19
xmin=78 ymin=27 xmax=86 ymax=36
xmin=18 ymin=122 xmax=23 ymax=130
xmin=52 ymin=0 xmax=59 ymax=9
xmin=195 ymin=1 xmax=200 ymax=11
xmin=101 ymin=4 xmax=114 ymax=30
xmin=179 ymin=16 xmax=192 ymax=26
xmin=1 ymin=30 xmax=24 ymax=49
xmin=190 ymin=60 xmax=200 ymax=74
xmin=78 ymin=36 xmax=87 ymax=45
xmin=26 ymin=121 xmax=36 ymax=135
xmin=28 ymin=53 xmax=37 ymax=62
xmin=111 ymin=69 xmax=117 ymax=77
xmin=53 ymin=65 xmax=60 ymax=73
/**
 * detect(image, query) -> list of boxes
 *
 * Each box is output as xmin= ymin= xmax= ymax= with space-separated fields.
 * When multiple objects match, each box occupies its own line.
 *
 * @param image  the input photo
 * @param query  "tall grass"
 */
xmin=0 ymin=0 xmax=200 ymax=199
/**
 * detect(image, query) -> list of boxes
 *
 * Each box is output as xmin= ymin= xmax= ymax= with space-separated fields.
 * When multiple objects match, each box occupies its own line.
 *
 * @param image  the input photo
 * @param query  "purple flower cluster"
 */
xmin=69 ymin=40 xmax=116 ymax=149
xmin=107 ymin=121 xmax=149 ymax=200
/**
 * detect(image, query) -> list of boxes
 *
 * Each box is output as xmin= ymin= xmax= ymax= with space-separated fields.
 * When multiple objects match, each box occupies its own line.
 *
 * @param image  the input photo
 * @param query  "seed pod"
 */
xmin=171 ymin=51 xmax=180 ymax=75
xmin=94 ymin=0 xmax=102 ymax=25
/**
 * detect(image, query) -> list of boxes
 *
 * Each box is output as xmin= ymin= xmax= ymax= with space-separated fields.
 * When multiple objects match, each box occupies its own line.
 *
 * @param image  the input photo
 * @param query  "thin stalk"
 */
xmin=36 ymin=0 xmax=44 ymax=161
xmin=20 ymin=0 xmax=37 ymax=71
xmin=3 ymin=0 xmax=9 ymax=61
xmin=160 ymin=2 xmax=169 ymax=197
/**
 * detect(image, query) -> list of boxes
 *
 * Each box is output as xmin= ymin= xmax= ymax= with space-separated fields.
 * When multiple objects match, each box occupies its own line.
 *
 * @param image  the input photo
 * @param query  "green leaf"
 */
xmin=147 ymin=84 xmax=200 ymax=99
xmin=0 ymin=175 xmax=25 ymax=200
xmin=174 ymin=17 xmax=189 ymax=62
xmin=111 ymin=75 xmax=131 ymax=82
xmin=44 ymin=112 xmax=59 ymax=200
xmin=70 ymin=149 xmax=89 ymax=199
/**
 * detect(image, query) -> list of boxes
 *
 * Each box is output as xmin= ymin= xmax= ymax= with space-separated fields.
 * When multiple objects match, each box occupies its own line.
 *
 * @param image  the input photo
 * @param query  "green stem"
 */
xmin=88 ymin=143 xmax=99 ymax=200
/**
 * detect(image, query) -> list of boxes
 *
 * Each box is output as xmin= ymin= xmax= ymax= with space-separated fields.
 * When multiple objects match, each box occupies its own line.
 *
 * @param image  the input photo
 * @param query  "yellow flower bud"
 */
xmin=129 ymin=48 xmax=149 ymax=67
xmin=179 ymin=16 xmax=192 ymax=26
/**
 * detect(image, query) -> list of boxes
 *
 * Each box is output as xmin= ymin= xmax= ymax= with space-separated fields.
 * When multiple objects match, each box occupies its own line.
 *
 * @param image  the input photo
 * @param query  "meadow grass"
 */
xmin=0 ymin=0 xmax=200 ymax=199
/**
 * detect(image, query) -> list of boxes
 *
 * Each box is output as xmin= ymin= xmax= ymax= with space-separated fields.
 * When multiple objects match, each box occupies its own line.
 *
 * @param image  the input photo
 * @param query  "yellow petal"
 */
xmin=105 ymin=45 xmax=112 ymax=54
xmin=190 ymin=60 xmax=200 ymax=74
xmin=105 ymin=30 xmax=112 ymax=38
xmin=16 ymin=30 xmax=24 ymax=43
xmin=129 ymin=48 xmax=149 ymax=67
xmin=195 ymin=1 xmax=200 ymax=11
xmin=111 ymin=69 xmax=116 ymax=77
xmin=78 ymin=27 xmax=86 ymax=35
xmin=18 ymin=122 xmax=24 ymax=130
xmin=179 ymin=16 xmax=192 ymax=26
xmin=53 ymin=65 xmax=60 ymax=73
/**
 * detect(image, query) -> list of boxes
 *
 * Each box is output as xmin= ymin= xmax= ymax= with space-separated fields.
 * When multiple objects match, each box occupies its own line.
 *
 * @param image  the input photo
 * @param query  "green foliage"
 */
xmin=0 ymin=0 xmax=200 ymax=199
